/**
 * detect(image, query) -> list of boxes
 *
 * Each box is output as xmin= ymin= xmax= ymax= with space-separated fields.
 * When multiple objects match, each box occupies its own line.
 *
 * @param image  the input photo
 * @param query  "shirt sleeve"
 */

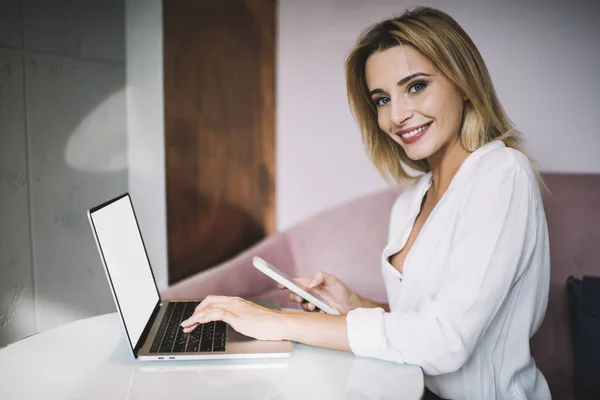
xmin=346 ymin=162 xmax=541 ymax=375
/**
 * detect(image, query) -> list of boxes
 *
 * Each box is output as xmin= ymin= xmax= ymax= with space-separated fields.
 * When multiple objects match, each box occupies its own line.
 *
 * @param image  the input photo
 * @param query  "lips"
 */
xmin=395 ymin=122 xmax=432 ymax=145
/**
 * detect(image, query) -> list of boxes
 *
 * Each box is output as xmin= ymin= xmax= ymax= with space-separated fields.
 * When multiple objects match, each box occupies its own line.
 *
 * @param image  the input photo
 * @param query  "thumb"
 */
xmin=308 ymin=272 xmax=326 ymax=288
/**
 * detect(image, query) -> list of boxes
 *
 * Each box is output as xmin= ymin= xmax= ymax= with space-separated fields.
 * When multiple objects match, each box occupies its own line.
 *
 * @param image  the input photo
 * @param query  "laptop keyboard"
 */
xmin=149 ymin=301 xmax=227 ymax=353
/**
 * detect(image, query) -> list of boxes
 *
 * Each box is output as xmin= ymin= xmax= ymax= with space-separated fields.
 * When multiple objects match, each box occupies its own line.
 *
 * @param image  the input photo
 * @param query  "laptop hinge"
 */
xmin=133 ymin=300 xmax=162 ymax=357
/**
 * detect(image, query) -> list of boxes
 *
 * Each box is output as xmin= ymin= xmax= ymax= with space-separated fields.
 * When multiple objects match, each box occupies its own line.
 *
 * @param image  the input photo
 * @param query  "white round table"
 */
xmin=0 ymin=312 xmax=424 ymax=399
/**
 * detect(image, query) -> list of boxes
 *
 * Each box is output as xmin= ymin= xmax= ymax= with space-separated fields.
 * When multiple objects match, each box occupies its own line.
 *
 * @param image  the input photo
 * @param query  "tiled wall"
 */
xmin=0 ymin=0 xmax=127 ymax=347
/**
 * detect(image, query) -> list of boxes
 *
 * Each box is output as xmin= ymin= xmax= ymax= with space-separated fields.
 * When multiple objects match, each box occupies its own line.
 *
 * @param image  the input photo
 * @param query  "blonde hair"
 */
xmin=345 ymin=7 xmax=543 ymax=187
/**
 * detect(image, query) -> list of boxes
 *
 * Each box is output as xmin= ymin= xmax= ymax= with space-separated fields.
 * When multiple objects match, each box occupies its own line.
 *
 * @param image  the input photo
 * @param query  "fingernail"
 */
xmin=308 ymin=280 xmax=315 ymax=288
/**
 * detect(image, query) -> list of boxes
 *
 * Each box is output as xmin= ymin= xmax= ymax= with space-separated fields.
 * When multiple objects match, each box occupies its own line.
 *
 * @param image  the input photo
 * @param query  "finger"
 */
xmin=292 ymin=277 xmax=313 ymax=287
xmin=182 ymin=301 xmax=224 ymax=327
xmin=182 ymin=314 xmax=216 ymax=333
xmin=277 ymin=283 xmax=285 ymax=290
xmin=301 ymin=301 xmax=316 ymax=312
xmin=181 ymin=312 xmax=202 ymax=328
xmin=186 ymin=296 xmax=245 ymax=327
xmin=288 ymin=292 xmax=305 ymax=303
xmin=181 ymin=307 xmax=232 ymax=332
xmin=182 ymin=322 xmax=200 ymax=333
xmin=288 ymin=292 xmax=307 ymax=304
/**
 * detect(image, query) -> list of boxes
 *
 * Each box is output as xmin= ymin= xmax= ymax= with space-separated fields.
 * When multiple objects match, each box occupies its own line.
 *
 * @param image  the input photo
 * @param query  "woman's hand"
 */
xmin=279 ymin=272 xmax=361 ymax=315
xmin=180 ymin=296 xmax=285 ymax=341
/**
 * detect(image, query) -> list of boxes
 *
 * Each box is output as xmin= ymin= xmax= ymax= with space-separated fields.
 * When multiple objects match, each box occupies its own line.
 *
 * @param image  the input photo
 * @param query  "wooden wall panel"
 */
xmin=164 ymin=0 xmax=276 ymax=284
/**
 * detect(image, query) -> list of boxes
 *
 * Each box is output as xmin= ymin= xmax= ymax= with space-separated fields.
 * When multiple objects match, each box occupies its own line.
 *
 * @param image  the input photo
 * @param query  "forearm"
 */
xmin=279 ymin=311 xmax=351 ymax=352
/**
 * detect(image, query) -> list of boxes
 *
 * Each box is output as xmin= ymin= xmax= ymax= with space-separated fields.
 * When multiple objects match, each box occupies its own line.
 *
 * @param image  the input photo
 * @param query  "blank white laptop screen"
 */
xmin=89 ymin=196 xmax=159 ymax=349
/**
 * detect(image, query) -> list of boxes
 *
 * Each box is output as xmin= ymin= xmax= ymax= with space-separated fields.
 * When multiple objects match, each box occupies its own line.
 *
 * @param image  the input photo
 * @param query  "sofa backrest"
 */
xmin=286 ymin=187 xmax=402 ymax=304
xmin=530 ymin=172 xmax=600 ymax=398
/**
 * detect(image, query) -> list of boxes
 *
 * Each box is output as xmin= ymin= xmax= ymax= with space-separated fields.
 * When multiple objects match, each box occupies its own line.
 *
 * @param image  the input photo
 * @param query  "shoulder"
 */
xmin=458 ymin=142 xmax=543 ymax=214
xmin=478 ymin=145 xmax=535 ymax=178
xmin=464 ymin=142 xmax=539 ymax=193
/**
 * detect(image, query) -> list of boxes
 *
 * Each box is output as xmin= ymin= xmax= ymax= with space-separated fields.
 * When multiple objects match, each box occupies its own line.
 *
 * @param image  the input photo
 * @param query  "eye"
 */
xmin=374 ymin=96 xmax=390 ymax=107
xmin=408 ymin=81 xmax=428 ymax=94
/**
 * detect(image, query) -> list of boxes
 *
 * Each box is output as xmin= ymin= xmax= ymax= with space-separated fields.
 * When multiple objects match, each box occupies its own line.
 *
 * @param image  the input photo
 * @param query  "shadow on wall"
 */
xmin=64 ymin=88 xmax=127 ymax=173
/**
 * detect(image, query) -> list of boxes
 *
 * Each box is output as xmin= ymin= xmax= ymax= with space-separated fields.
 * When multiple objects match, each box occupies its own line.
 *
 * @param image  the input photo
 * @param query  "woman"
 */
xmin=181 ymin=7 xmax=551 ymax=400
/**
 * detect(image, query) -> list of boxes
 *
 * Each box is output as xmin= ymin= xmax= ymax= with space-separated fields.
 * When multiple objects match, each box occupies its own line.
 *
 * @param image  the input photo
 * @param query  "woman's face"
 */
xmin=365 ymin=45 xmax=466 ymax=162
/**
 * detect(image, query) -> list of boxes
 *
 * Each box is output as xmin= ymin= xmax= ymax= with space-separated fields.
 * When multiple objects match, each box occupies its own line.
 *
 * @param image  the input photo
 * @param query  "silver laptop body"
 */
xmin=87 ymin=193 xmax=292 ymax=361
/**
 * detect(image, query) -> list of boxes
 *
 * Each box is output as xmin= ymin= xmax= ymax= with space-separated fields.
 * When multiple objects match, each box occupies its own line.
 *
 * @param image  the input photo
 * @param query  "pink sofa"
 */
xmin=162 ymin=173 xmax=600 ymax=400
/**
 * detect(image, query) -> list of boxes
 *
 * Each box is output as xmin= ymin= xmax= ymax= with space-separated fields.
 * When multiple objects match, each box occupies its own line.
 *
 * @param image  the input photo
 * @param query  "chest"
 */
xmin=389 ymin=197 xmax=436 ymax=274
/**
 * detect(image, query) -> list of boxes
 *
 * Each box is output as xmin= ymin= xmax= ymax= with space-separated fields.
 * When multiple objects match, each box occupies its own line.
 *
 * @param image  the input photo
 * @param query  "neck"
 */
xmin=427 ymin=137 xmax=470 ymax=201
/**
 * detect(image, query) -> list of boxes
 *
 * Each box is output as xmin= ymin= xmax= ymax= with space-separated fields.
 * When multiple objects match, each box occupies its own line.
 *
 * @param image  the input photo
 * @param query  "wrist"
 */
xmin=348 ymin=293 xmax=389 ymax=312
xmin=277 ymin=311 xmax=301 ymax=341
xmin=348 ymin=291 xmax=364 ymax=311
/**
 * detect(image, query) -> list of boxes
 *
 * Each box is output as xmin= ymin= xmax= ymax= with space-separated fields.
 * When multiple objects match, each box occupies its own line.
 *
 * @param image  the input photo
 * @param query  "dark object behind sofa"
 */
xmin=530 ymin=173 xmax=600 ymax=399
xmin=567 ymin=276 xmax=600 ymax=399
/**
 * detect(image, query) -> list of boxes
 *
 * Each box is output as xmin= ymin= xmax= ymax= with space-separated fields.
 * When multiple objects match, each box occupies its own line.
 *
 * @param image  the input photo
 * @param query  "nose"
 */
xmin=390 ymin=97 xmax=412 ymax=127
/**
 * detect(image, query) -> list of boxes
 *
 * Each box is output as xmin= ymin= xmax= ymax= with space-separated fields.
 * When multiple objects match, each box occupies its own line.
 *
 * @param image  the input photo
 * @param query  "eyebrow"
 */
xmin=368 ymin=72 xmax=433 ymax=97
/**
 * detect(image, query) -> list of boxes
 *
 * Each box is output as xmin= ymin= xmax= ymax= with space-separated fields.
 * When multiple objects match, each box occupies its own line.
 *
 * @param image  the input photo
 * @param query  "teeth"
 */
xmin=401 ymin=123 xmax=430 ymax=138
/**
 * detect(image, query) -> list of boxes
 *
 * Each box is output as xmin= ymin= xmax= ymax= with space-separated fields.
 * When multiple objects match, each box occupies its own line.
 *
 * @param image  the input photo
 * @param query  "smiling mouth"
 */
xmin=399 ymin=122 xmax=432 ymax=139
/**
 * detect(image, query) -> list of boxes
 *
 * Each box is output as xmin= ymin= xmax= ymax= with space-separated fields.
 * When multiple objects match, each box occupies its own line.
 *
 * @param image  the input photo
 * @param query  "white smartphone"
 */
xmin=252 ymin=256 xmax=341 ymax=315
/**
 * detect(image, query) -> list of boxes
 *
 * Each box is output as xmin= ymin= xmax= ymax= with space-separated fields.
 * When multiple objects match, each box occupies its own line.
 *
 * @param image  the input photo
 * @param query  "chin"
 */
xmin=401 ymin=143 xmax=436 ymax=162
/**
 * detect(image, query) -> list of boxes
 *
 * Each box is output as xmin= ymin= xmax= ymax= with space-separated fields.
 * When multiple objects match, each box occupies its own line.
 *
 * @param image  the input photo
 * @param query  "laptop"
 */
xmin=87 ymin=193 xmax=293 ymax=361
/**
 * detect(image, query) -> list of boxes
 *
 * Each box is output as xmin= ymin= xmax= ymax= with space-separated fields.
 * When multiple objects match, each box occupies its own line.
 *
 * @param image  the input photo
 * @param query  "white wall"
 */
xmin=0 ymin=0 xmax=168 ymax=348
xmin=0 ymin=0 xmax=126 ymax=347
xmin=125 ymin=0 xmax=168 ymax=290
xmin=276 ymin=0 xmax=600 ymax=231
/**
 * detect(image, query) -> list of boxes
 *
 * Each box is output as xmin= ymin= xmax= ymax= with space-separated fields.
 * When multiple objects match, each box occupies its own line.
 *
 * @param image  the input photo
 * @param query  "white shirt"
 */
xmin=346 ymin=141 xmax=551 ymax=400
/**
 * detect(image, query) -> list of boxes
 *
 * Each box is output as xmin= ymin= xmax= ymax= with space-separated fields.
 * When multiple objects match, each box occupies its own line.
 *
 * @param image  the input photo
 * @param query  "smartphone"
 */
xmin=252 ymin=256 xmax=341 ymax=315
